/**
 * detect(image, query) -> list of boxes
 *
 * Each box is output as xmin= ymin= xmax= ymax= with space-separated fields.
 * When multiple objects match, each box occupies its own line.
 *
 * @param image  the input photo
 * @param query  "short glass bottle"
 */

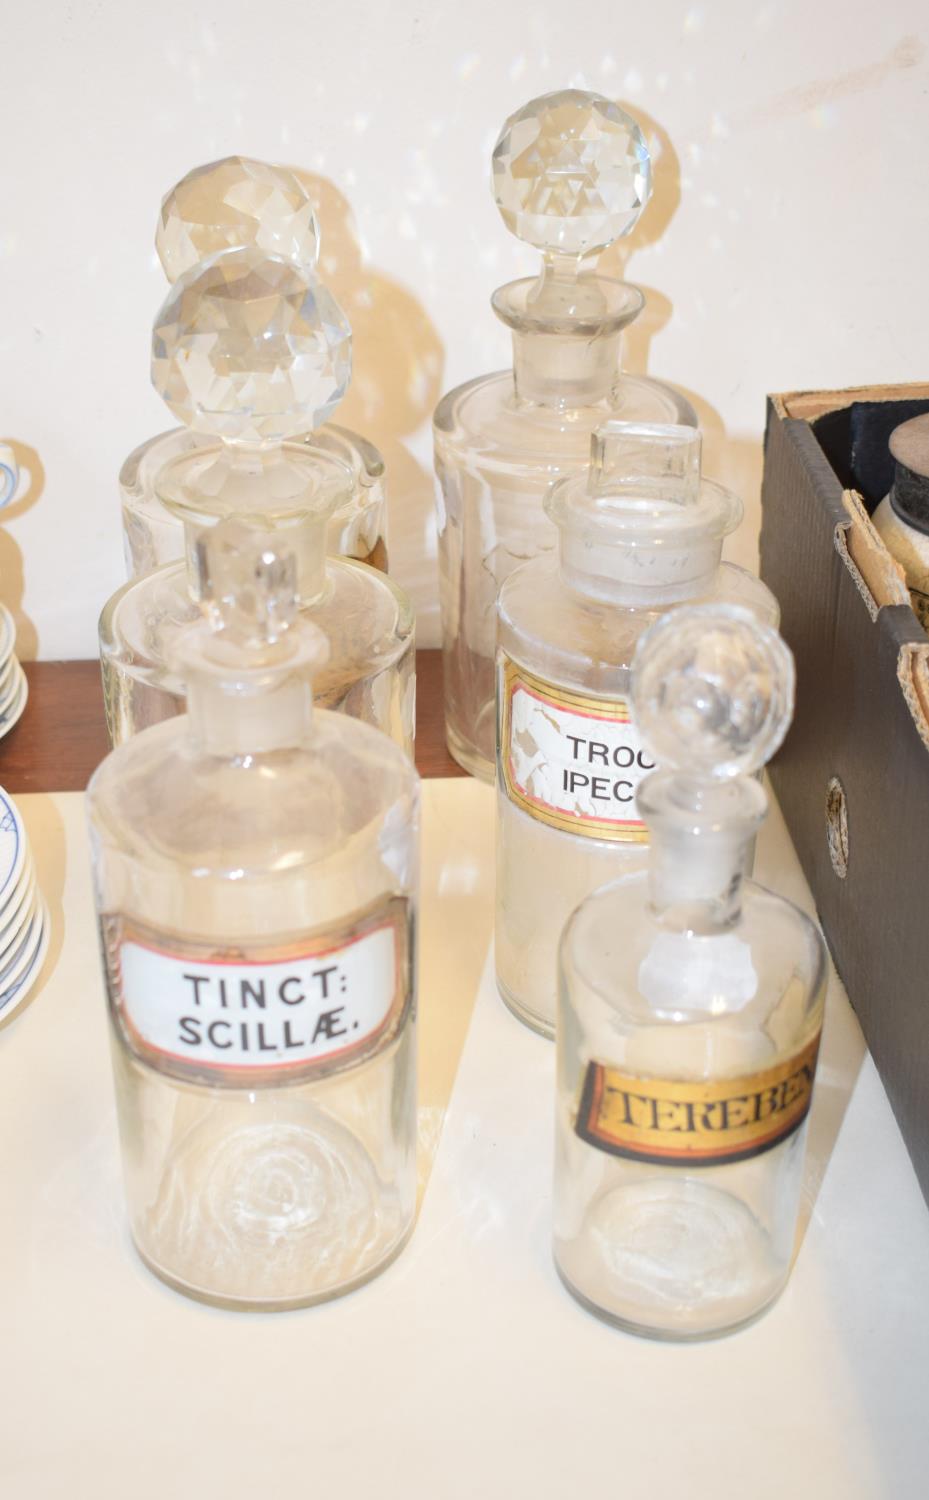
xmin=87 ymin=520 xmax=420 ymax=1310
xmin=496 ymin=422 xmax=778 ymax=1037
xmin=872 ymin=412 xmax=929 ymax=631
xmin=554 ymin=604 xmax=827 ymax=1340
xmin=119 ymin=155 xmax=389 ymax=580
xmin=102 ymin=443 xmax=414 ymax=751
xmin=434 ymin=90 xmax=697 ymax=781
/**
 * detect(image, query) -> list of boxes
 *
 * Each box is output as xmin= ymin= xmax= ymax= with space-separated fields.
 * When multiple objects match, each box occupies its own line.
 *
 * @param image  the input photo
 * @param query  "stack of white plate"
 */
xmin=0 ymin=603 xmax=27 ymax=739
xmin=0 ymin=787 xmax=49 ymax=1021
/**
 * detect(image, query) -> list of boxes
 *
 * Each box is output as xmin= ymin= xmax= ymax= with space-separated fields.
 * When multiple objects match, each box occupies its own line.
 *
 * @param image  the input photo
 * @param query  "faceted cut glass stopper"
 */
xmin=492 ymin=89 xmax=651 ymax=256
xmin=151 ymin=248 xmax=352 ymax=443
xmin=633 ymin=605 xmax=795 ymax=781
xmin=156 ymin=156 xmax=320 ymax=283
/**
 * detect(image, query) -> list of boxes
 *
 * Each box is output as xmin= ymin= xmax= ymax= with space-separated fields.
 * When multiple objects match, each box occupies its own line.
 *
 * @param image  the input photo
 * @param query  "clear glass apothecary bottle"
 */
xmin=496 ymin=422 xmax=777 ymax=1037
xmin=88 ymin=520 xmax=420 ymax=1310
xmin=555 ymin=605 xmax=826 ymax=1339
xmin=434 ymin=90 xmax=697 ymax=781
xmin=120 ymin=157 xmax=388 ymax=579
xmin=101 ymin=244 xmax=414 ymax=753
xmin=103 ymin=446 xmax=413 ymax=749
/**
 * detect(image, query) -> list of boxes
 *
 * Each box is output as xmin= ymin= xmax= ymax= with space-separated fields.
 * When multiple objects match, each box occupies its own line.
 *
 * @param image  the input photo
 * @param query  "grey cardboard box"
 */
xmin=761 ymin=383 xmax=929 ymax=1203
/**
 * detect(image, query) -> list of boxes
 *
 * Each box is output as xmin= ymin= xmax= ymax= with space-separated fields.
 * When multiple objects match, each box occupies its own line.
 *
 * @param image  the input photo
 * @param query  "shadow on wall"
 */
xmin=0 ymin=442 xmax=43 ymax=660
xmin=598 ymin=105 xmax=765 ymax=566
xmin=287 ymin=169 xmax=445 ymax=640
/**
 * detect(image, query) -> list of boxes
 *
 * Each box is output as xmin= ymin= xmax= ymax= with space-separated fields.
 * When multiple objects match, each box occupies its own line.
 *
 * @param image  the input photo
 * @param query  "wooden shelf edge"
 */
xmin=0 ymin=652 xmax=465 ymax=794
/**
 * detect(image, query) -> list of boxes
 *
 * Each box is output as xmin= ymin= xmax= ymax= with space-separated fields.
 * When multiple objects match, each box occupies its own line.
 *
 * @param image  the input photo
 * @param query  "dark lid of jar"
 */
xmin=889 ymin=414 xmax=929 ymax=535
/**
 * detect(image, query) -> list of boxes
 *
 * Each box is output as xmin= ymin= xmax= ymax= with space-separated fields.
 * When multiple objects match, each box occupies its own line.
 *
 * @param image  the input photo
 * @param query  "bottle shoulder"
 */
xmin=498 ymin=560 xmax=642 ymax=686
xmin=497 ymin=561 xmax=777 ymax=691
xmin=563 ymin=874 xmax=827 ymax=1066
xmin=715 ymin=563 xmax=780 ymax=626
xmin=120 ymin=423 xmax=384 ymax=503
xmin=101 ymin=556 xmax=413 ymax=690
xmin=434 ymin=371 xmax=695 ymax=469
xmin=119 ymin=426 xmax=387 ymax=573
xmin=87 ymin=709 xmax=419 ymax=878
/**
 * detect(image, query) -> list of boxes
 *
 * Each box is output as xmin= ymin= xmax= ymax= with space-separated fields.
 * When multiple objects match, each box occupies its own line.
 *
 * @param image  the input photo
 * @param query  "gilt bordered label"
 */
xmin=575 ymin=1032 xmax=822 ymax=1167
xmin=499 ymin=655 xmax=653 ymax=842
xmin=103 ymin=900 xmax=410 ymax=1084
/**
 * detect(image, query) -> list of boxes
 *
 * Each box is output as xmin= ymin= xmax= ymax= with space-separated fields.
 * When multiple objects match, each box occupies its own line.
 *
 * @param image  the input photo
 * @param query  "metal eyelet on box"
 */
xmin=826 ymin=776 xmax=849 ymax=879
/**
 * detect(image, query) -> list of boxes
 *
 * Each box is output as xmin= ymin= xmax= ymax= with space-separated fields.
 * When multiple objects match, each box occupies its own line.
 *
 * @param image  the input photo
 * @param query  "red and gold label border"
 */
xmin=498 ymin=655 xmax=649 ymax=844
xmin=102 ymin=899 xmax=412 ymax=1086
xmin=575 ymin=1032 xmax=822 ymax=1168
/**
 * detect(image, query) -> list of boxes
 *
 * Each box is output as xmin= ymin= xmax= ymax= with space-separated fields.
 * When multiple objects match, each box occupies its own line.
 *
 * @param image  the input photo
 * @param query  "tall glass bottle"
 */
xmin=120 ymin=157 xmax=388 ymax=578
xmin=87 ymin=519 xmax=420 ymax=1310
xmin=496 ymin=422 xmax=778 ymax=1037
xmin=101 ymin=246 xmax=414 ymax=752
xmin=555 ymin=604 xmax=827 ymax=1339
xmin=434 ymin=90 xmax=697 ymax=781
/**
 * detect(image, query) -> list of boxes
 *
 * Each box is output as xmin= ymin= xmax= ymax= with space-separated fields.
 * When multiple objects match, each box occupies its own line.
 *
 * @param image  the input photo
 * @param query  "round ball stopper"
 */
xmin=492 ymin=89 xmax=651 ymax=256
xmin=156 ymin=157 xmax=320 ymax=283
xmin=151 ymin=248 xmax=352 ymax=443
xmin=633 ymin=605 xmax=795 ymax=780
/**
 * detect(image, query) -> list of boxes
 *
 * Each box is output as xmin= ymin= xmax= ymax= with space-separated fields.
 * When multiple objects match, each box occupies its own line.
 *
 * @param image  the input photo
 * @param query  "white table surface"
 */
xmin=2 ymin=781 xmax=928 ymax=1499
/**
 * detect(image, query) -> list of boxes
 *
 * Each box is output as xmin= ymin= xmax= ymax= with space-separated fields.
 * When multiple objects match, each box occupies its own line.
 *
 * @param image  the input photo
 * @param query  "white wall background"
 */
xmin=1 ymin=0 xmax=927 ymax=658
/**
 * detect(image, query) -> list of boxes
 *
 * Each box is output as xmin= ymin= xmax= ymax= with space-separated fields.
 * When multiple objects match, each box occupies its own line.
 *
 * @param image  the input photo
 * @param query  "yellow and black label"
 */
xmin=575 ymin=1032 xmax=821 ymax=1167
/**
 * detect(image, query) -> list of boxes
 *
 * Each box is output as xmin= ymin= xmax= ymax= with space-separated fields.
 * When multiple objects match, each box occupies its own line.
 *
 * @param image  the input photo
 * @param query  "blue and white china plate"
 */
xmin=0 ymin=654 xmax=16 ymax=699
xmin=0 ymin=788 xmax=26 ymax=904
xmin=0 ymin=604 xmax=15 ymax=668
xmin=0 ymin=853 xmax=34 ymax=937
xmin=0 ymin=659 xmax=23 ymax=717
xmin=0 ymin=900 xmax=49 ymax=1020
xmin=0 ymin=870 xmax=35 ymax=962
xmin=0 ymin=903 xmax=43 ymax=994
xmin=0 ymin=665 xmax=27 ymax=738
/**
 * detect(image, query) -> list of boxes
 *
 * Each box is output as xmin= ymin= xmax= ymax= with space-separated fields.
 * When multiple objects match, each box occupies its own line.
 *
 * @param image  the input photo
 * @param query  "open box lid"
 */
xmin=761 ymin=381 xmax=929 ymax=1204
xmin=771 ymin=383 xmax=929 ymax=755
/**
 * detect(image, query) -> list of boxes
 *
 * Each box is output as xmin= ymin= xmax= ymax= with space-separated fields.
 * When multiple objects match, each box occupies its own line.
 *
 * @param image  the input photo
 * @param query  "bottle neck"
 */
xmin=511 ymin=326 xmax=623 ymax=408
xmin=186 ymin=668 xmax=315 ymax=757
xmin=558 ymin=533 xmax=724 ymax=607
xmin=641 ymin=775 xmax=767 ymax=933
xmin=648 ymin=828 xmax=750 ymax=930
xmin=493 ymin=269 xmax=644 ymax=411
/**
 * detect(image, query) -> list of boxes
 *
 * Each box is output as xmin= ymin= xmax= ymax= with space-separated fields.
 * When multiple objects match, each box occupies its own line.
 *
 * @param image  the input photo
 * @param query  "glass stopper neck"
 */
xmin=186 ymin=663 xmax=315 ymax=757
xmin=640 ymin=774 xmax=767 ymax=930
xmin=492 ymin=270 xmax=644 ymax=409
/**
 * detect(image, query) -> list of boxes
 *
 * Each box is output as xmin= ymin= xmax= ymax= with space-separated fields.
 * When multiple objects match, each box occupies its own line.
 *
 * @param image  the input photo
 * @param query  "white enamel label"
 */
xmin=502 ymin=660 xmax=654 ymax=841
xmin=117 ymin=919 xmax=401 ymax=1072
